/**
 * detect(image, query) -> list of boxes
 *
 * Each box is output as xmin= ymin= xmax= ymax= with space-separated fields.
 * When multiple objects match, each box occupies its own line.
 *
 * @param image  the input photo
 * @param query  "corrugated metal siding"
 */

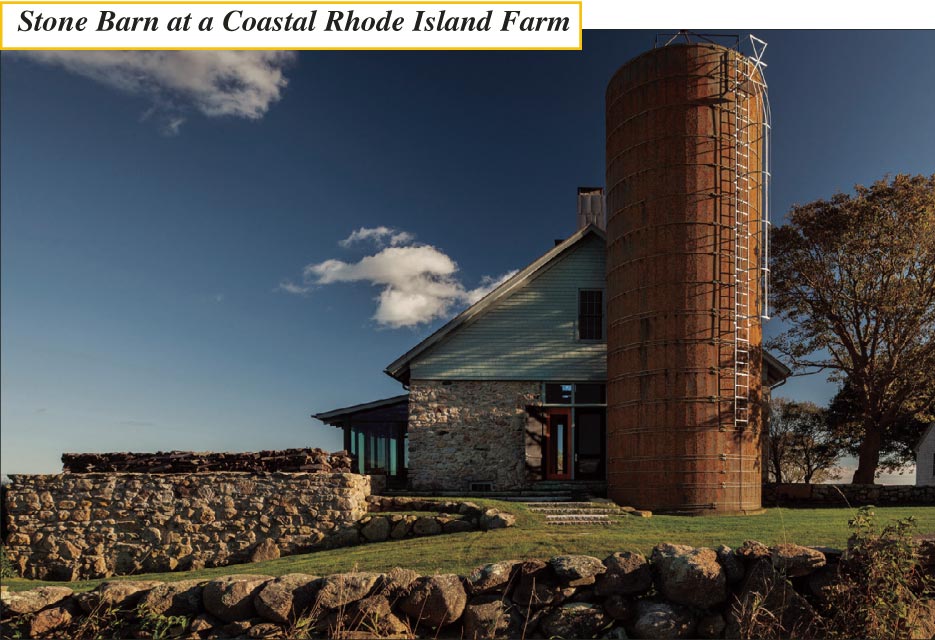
xmin=411 ymin=234 xmax=606 ymax=381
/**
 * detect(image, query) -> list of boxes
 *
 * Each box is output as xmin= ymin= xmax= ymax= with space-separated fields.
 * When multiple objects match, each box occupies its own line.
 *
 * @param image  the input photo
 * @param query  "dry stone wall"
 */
xmin=4 ymin=538 xmax=933 ymax=639
xmin=407 ymin=380 xmax=539 ymax=491
xmin=61 ymin=448 xmax=352 ymax=474
xmin=3 ymin=472 xmax=370 ymax=581
xmin=763 ymin=482 xmax=935 ymax=506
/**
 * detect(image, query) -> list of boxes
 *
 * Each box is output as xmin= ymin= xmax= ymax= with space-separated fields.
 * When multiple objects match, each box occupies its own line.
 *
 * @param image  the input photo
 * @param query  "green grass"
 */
xmin=3 ymin=500 xmax=933 ymax=593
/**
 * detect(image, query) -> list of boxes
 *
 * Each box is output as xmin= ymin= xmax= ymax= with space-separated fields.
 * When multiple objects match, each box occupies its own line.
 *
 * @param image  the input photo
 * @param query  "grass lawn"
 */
xmin=3 ymin=500 xmax=933 ymax=593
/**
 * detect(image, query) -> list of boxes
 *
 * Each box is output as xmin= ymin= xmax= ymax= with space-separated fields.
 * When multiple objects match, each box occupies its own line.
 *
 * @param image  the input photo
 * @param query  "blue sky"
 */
xmin=2 ymin=31 xmax=934 ymax=475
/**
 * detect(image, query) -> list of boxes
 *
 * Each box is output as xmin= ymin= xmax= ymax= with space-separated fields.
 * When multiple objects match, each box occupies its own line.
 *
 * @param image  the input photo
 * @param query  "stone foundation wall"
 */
xmin=407 ymin=380 xmax=539 ymax=491
xmin=763 ymin=482 xmax=935 ymax=507
xmin=3 ymin=472 xmax=370 ymax=581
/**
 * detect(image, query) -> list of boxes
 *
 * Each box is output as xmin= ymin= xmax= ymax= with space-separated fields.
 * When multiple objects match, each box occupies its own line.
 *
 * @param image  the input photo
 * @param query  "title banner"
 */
xmin=1 ymin=2 xmax=582 ymax=49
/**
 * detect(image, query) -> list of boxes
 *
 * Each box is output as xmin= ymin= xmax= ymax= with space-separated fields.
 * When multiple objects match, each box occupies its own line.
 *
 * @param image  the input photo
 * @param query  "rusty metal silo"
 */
xmin=605 ymin=39 xmax=770 ymax=514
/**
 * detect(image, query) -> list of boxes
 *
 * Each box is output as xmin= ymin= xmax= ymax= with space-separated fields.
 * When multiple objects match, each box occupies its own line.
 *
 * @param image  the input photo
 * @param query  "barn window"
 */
xmin=578 ymin=290 xmax=603 ymax=340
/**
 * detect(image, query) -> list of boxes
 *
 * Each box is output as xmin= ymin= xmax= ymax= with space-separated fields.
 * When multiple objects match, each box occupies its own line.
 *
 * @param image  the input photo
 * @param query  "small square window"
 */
xmin=545 ymin=384 xmax=573 ymax=404
xmin=578 ymin=290 xmax=603 ymax=340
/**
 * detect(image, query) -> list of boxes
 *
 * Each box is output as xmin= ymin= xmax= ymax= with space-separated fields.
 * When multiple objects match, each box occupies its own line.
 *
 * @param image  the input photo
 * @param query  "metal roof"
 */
xmin=311 ymin=394 xmax=409 ymax=425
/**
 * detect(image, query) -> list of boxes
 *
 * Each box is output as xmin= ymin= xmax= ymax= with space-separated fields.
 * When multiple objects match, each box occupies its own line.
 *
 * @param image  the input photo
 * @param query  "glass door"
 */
xmin=546 ymin=408 xmax=572 ymax=480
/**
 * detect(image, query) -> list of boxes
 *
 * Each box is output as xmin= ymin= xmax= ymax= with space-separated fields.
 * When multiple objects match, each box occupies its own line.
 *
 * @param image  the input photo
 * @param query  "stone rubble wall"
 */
xmin=407 ymin=379 xmax=539 ymax=491
xmin=763 ymin=482 xmax=935 ymax=507
xmin=61 ymin=448 xmax=352 ymax=474
xmin=3 ymin=472 xmax=370 ymax=581
xmin=4 ymin=538 xmax=932 ymax=639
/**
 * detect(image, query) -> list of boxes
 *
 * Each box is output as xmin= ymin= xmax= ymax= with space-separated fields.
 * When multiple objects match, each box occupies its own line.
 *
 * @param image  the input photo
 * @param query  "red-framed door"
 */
xmin=545 ymin=408 xmax=572 ymax=480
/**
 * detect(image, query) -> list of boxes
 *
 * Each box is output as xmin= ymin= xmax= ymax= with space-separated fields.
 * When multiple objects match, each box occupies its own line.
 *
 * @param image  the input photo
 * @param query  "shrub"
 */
xmin=0 ymin=544 xmax=17 ymax=579
xmin=823 ymin=506 xmax=933 ymax=640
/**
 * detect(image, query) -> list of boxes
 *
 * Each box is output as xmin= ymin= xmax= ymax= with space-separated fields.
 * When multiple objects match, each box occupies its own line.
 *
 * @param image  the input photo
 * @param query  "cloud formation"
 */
xmin=281 ymin=227 xmax=517 ymax=328
xmin=339 ymin=226 xmax=415 ymax=248
xmin=22 ymin=51 xmax=295 ymax=130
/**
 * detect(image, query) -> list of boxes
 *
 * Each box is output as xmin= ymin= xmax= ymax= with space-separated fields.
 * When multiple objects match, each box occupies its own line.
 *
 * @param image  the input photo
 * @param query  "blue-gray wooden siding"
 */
xmin=411 ymin=234 xmax=607 ymax=381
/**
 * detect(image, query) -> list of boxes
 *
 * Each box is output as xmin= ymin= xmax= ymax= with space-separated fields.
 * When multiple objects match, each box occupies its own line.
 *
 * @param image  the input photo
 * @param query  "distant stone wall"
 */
xmin=407 ymin=380 xmax=539 ymax=491
xmin=3 ymin=472 xmax=370 ymax=581
xmin=763 ymin=482 xmax=935 ymax=507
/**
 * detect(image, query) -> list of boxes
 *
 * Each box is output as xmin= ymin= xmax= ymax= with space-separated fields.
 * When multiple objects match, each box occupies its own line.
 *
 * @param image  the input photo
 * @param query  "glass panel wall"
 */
xmin=346 ymin=422 xmax=407 ymax=485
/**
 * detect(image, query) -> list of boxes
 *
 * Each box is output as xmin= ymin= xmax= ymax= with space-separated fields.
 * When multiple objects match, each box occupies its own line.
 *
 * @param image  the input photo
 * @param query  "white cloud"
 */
xmin=276 ymin=281 xmax=311 ymax=296
xmin=20 ymin=51 xmax=295 ymax=129
xmin=281 ymin=229 xmax=517 ymax=328
xmin=339 ymin=226 xmax=415 ymax=248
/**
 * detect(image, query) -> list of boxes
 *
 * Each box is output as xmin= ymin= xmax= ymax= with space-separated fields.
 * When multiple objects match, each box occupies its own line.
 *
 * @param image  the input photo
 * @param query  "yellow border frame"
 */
xmin=0 ymin=1 xmax=583 ymax=50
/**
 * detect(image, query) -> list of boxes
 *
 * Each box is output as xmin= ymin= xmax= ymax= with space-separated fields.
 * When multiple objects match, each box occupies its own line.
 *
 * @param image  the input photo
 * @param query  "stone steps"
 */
xmin=524 ymin=501 xmax=612 ymax=509
xmin=523 ymin=500 xmax=627 ymax=526
xmin=530 ymin=508 xmax=620 ymax=515
xmin=545 ymin=514 xmax=612 ymax=525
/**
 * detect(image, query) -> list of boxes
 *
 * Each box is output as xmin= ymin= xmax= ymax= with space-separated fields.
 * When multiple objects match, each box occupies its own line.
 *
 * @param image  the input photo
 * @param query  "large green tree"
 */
xmin=769 ymin=174 xmax=935 ymax=484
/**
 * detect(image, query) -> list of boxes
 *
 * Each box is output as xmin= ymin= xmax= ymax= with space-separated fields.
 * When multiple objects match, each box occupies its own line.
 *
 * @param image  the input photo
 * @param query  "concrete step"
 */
xmin=529 ymin=507 xmax=620 ymax=515
xmin=525 ymin=501 xmax=612 ymax=509
xmin=545 ymin=514 xmax=612 ymax=525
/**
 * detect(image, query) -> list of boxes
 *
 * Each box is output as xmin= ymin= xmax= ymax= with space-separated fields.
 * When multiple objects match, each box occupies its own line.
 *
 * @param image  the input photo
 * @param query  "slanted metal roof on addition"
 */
xmin=312 ymin=394 xmax=409 ymax=426
xmin=384 ymin=224 xmax=607 ymax=384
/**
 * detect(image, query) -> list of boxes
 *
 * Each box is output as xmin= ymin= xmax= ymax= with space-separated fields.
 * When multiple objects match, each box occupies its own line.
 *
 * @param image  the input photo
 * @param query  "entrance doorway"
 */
xmin=545 ymin=408 xmax=571 ymax=480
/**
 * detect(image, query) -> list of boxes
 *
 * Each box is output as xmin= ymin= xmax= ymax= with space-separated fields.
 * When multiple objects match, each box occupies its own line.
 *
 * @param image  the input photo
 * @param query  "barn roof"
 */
xmin=384 ymin=224 xmax=606 ymax=384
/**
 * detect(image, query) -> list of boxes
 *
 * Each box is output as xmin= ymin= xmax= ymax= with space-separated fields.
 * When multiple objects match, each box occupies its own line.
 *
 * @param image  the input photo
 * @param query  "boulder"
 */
xmin=360 ymin=516 xmax=391 ymax=542
xmin=138 ymin=580 xmax=206 ymax=617
xmin=412 ymin=517 xmax=443 ymax=536
xmin=399 ymin=574 xmax=467 ymax=629
xmin=316 ymin=572 xmax=382 ymax=610
xmin=511 ymin=560 xmax=565 ymax=609
xmin=324 ymin=527 xmax=360 ymax=549
xmin=459 ymin=501 xmax=485 ymax=518
xmin=463 ymin=595 xmax=518 ymax=639
xmin=539 ymin=602 xmax=610 ymax=639
xmin=595 ymin=551 xmax=652 ymax=596
xmin=696 ymin=613 xmax=726 ymax=639
xmin=807 ymin=565 xmax=838 ymax=605
xmin=444 ymin=519 xmax=476 ymax=534
xmin=189 ymin=613 xmax=221 ymax=633
xmin=0 ymin=586 xmax=74 ymax=615
xmin=77 ymin=580 xmax=162 ymax=613
xmin=770 ymin=543 xmax=826 ymax=577
xmin=250 ymin=539 xmax=281 ymax=563
xmin=729 ymin=559 xmax=817 ymax=637
xmin=467 ymin=560 xmax=521 ymax=595
xmin=651 ymin=544 xmax=726 ymax=608
xmin=480 ymin=509 xmax=516 ymax=530
xmin=254 ymin=573 xmax=321 ymax=625
xmin=550 ymin=555 xmax=606 ymax=587
xmin=391 ymin=518 xmax=413 ymax=539
xmin=378 ymin=567 xmax=421 ymax=599
xmin=29 ymin=604 xmax=75 ymax=637
xmin=716 ymin=545 xmax=744 ymax=585
xmin=341 ymin=594 xmax=410 ymax=637
xmin=630 ymin=600 xmax=696 ymax=639
xmin=203 ymin=574 xmax=271 ymax=623
xmin=736 ymin=540 xmax=771 ymax=563
xmin=602 ymin=594 xmax=636 ymax=621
